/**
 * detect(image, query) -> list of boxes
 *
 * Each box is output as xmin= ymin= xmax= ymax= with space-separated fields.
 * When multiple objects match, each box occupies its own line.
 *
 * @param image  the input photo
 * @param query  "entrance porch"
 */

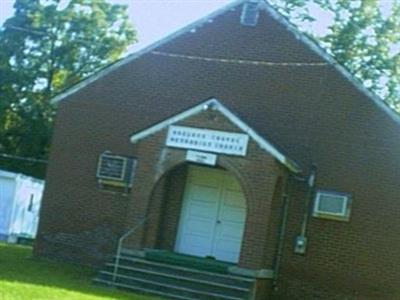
xmin=101 ymin=99 xmax=299 ymax=298
xmin=96 ymin=162 xmax=279 ymax=299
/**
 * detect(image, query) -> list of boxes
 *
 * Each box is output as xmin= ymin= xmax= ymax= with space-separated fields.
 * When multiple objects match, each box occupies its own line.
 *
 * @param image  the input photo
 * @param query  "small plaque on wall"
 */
xmin=186 ymin=150 xmax=217 ymax=166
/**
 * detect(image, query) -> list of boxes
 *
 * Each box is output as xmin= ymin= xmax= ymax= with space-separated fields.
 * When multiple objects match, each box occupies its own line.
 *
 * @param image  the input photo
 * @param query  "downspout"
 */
xmin=295 ymin=164 xmax=317 ymax=254
xmin=272 ymin=164 xmax=317 ymax=291
xmin=302 ymin=164 xmax=317 ymax=236
xmin=272 ymin=174 xmax=291 ymax=291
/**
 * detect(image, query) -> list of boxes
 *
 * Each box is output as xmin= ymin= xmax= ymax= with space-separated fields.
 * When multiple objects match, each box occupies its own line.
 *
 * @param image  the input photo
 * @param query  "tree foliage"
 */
xmin=270 ymin=0 xmax=400 ymax=110
xmin=0 ymin=0 xmax=136 ymax=178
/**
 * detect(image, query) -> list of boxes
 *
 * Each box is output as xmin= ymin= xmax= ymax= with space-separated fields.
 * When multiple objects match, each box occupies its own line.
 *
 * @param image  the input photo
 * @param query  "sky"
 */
xmin=0 ymin=0 xmax=395 ymax=53
xmin=0 ymin=0 xmax=230 ymax=51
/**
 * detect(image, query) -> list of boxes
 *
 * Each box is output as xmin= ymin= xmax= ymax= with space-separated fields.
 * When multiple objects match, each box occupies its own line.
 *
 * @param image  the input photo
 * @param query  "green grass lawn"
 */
xmin=0 ymin=243 xmax=158 ymax=300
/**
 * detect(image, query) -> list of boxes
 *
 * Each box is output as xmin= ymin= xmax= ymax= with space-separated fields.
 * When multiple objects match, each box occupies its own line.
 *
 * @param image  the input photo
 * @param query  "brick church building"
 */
xmin=34 ymin=1 xmax=400 ymax=299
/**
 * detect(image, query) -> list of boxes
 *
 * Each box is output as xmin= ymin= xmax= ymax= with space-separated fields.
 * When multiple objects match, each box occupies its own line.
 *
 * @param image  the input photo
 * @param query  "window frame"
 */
xmin=312 ymin=190 xmax=351 ymax=222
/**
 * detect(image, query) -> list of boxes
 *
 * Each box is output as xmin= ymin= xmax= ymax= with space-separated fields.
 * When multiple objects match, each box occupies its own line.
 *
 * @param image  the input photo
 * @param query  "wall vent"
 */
xmin=240 ymin=1 xmax=260 ymax=27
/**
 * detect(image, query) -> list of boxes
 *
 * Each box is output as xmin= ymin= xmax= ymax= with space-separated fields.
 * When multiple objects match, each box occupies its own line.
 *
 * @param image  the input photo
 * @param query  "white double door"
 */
xmin=175 ymin=166 xmax=246 ymax=263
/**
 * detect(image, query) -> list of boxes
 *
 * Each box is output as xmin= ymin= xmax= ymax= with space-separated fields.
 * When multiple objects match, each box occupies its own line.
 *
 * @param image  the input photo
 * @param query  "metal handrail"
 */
xmin=112 ymin=216 xmax=150 ymax=281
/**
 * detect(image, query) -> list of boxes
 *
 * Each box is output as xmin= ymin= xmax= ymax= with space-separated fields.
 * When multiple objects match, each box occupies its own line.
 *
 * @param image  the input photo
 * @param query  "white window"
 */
xmin=240 ymin=1 xmax=260 ymax=26
xmin=313 ymin=190 xmax=351 ymax=221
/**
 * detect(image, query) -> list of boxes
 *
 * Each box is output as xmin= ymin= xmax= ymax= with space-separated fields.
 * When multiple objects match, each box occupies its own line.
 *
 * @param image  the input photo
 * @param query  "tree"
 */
xmin=0 ymin=0 xmax=136 ymax=178
xmin=269 ymin=0 xmax=400 ymax=111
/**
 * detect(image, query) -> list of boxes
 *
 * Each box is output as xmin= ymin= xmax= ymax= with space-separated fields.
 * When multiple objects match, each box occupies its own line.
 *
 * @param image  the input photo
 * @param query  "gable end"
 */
xmin=130 ymin=98 xmax=301 ymax=173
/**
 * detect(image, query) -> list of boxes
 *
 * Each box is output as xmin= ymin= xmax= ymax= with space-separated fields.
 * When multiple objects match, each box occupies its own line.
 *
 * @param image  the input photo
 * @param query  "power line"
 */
xmin=0 ymin=153 xmax=48 ymax=164
xmin=151 ymin=51 xmax=328 ymax=67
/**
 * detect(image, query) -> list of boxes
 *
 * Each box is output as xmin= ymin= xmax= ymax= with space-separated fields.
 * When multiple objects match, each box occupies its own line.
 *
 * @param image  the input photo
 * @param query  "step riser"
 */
xmin=106 ymin=263 xmax=251 ymax=291
xmin=99 ymin=270 xmax=249 ymax=299
xmin=98 ymin=273 xmax=244 ymax=300
xmin=112 ymin=257 xmax=253 ymax=288
xmin=95 ymin=254 xmax=255 ymax=300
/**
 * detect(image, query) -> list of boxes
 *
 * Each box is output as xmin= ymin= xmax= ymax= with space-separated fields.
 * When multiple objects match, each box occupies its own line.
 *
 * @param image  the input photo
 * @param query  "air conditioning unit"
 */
xmin=312 ymin=190 xmax=351 ymax=221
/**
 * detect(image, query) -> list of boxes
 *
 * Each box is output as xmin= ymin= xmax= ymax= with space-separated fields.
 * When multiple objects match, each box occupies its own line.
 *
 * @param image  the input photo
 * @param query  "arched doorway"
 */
xmin=174 ymin=165 xmax=247 ymax=263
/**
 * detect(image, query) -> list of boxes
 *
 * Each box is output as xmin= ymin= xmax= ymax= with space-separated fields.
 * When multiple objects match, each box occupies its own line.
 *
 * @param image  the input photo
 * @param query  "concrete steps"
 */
xmin=93 ymin=252 xmax=255 ymax=300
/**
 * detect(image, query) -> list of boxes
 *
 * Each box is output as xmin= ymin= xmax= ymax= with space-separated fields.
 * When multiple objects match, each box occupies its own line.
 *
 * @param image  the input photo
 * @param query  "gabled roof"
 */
xmin=50 ymin=0 xmax=400 ymax=127
xmin=130 ymin=98 xmax=301 ymax=173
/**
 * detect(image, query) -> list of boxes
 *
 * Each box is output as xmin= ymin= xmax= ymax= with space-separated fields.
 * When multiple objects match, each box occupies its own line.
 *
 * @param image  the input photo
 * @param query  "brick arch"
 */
xmin=152 ymin=153 xmax=256 ymax=216
xmin=141 ymin=161 xmax=188 ymax=249
xmin=142 ymin=155 xmax=260 ymax=266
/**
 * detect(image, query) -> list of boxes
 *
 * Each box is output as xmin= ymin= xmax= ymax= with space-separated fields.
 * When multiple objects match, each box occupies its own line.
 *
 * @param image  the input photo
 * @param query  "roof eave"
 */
xmin=130 ymin=98 xmax=302 ymax=174
xmin=258 ymin=1 xmax=400 ymax=127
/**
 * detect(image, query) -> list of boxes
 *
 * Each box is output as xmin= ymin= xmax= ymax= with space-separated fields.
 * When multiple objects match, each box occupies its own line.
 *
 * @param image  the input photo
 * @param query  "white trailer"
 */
xmin=0 ymin=170 xmax=44 ymax=243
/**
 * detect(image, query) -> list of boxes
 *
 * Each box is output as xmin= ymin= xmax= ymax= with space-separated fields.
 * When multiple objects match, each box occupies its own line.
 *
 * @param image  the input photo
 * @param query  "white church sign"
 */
xmin=186 ymin=150 xmax=217 ymax=166
xmin=166 ymin=125 xmax=249 ymax=156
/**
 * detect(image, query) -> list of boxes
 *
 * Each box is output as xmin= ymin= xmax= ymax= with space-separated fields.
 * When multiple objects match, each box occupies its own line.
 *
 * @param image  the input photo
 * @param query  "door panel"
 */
xmin=213 ymin=239 xmax=242 ymax=263
xmin=220 ymin=192 xmax=246 ymax=222
xmin=175 ymin=170 xmax=220 ymax=257
xmin=212 ymin=182 xmax=246 ymax=262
